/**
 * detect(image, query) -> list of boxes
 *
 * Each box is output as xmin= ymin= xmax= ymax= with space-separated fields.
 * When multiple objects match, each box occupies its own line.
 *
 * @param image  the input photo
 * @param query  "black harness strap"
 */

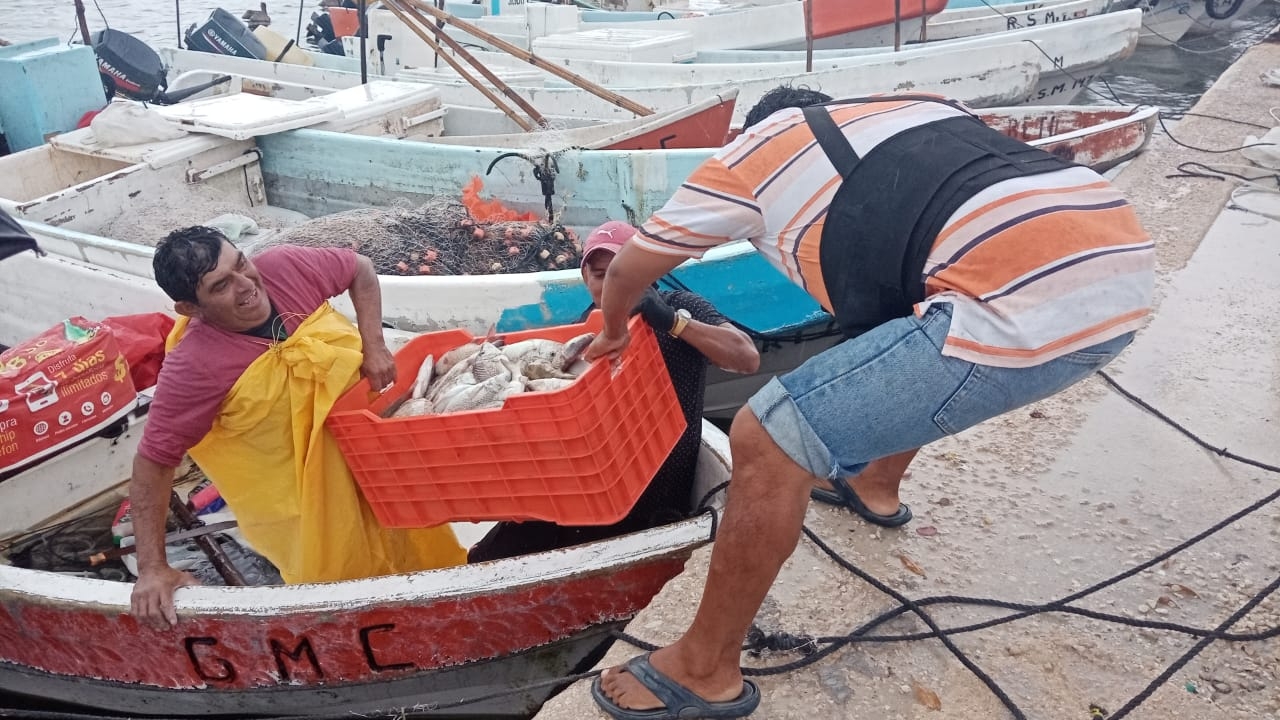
xmin=802 ymin=97 xmax=1075 ymax=339
xmin=802 ymin=104 xmax=859 ymax=178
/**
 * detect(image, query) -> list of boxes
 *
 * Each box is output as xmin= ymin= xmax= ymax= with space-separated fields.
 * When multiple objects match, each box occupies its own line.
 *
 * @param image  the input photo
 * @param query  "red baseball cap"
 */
xmin=581 ymin=221 xmax=638 ymax=265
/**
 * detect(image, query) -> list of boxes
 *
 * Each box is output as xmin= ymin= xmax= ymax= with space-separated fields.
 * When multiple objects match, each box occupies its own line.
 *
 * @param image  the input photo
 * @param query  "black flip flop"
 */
xmin=591 ymin=654 xmax=760 ymax=720
xmin=810 ymin=477 xmax=912 ymax=528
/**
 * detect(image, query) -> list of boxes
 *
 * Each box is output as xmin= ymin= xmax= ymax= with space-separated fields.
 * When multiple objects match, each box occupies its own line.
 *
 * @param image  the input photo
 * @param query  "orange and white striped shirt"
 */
xmin=634 ymin=97 xmax=1154 ymax=368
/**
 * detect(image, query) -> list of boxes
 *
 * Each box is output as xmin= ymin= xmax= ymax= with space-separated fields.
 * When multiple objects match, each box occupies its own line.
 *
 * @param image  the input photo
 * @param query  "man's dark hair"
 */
xmin=742 ymin=85 xmax=834 ymax=131
xmin=153 ymin=226 xmax=232 ymax=304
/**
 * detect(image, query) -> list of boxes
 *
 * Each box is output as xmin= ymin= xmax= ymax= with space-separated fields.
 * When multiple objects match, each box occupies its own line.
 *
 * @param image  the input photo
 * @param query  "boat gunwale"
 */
xmin=0 ymin=424 xmax=729 ymax=616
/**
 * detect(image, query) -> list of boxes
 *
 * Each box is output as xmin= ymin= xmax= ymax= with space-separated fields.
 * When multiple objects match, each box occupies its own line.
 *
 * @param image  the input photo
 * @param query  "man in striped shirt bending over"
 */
xmin=585 ymin=87 xmax=1154 ymax=719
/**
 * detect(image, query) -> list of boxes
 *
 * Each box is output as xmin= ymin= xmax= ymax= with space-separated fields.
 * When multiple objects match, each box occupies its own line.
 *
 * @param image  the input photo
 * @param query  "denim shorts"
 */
xmin=747 ymin=304 xmax=1134 ymax=480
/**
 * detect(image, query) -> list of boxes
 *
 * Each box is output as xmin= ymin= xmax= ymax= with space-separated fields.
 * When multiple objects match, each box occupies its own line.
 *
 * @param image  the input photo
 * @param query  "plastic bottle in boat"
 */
xmin=184 ymin=8 xmax=270 ymax=60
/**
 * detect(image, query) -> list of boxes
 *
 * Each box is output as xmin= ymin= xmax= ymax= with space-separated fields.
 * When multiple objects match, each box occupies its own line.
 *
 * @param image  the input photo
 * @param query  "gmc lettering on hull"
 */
xmin=183 ymin=624 xmax=416 ymax=684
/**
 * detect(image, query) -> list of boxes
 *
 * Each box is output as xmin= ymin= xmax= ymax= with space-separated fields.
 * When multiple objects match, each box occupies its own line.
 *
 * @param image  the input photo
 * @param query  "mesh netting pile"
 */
xmin=253 ymin=195 xmax=581 ymax=276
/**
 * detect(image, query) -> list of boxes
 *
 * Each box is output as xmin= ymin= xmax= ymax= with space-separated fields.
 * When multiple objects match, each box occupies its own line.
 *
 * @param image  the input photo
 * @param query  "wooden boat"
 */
xmin=160 ymin=40 xmax=1042 ymax=126
xmin=1132 ymin=0 xmax=1202 ymax=46
xmin=429 ymin=0 xmax=1111 ymax=53
xmin=663 ymin=9 xmax=1143 ymax=109
xmin=1180 ymin=0 xmax=1273 ymax=36
xmin=408 ymin=0 xmax=945 ymax=54
xmin=979 ymin=104 xmax=1159 ymax=171
xmin=0 ymin=411 xmax=732 ymax=717
xmin=0 ymin=104 xmax=1157 ymax=419
xmin=158 ymin=65 xmax=737 ymax=150
xmin=1131 ymin=0 xmax=1273 ymax=46
xmin=721 ymin=0 xmax=1118 ymax=50
xmin=903 ymin=0 xmax=1117 ymax=46
xmin=162 ymin=63 xmax=742 ymax=149
xmin=423 ymin=88 xmax=737 ymax=150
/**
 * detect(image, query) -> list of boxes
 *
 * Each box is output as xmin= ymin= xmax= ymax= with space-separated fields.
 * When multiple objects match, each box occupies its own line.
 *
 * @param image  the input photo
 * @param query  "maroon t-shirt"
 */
xmin=137 ymin=245 xmax=358 ymax=467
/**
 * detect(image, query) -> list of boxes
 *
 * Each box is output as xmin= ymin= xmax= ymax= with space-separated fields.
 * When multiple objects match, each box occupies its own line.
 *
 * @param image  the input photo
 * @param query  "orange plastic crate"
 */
xmin=327 ymin=313 xmax=686 ymax=528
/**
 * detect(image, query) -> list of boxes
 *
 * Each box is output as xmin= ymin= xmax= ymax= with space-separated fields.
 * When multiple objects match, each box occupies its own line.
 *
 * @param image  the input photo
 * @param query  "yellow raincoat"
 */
xmin=168 ymin=303 xmax=465 ymax=583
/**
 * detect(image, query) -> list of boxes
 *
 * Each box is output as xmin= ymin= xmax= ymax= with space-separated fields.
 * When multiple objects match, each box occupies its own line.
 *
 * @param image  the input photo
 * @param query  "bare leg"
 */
xmin=599 ymin=405 xmax=815 ymax=711
xmin=812 ymin=448 xmax=919 ymax=517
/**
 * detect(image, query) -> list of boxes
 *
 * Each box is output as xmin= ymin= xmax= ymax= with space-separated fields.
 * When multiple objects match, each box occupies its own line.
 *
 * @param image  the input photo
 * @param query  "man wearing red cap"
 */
xmin=468 ymin=221 xmax=759 ymax=561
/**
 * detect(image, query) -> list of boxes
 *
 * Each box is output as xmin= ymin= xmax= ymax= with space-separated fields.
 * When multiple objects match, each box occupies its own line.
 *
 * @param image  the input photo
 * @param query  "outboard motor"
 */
xmin=90 ymin=29 xmax=231 ymax=105
xmin=184 ymin=7 xmax=270 ymax=59
xmin=92 ymin=29 xmax=167 ymax=102
xmin=307 ymin=10 xmax=336 ymax=47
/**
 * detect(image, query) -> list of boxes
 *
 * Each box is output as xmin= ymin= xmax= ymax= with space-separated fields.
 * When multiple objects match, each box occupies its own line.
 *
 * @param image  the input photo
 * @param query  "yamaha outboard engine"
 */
xmin=92 ymin=29 xmax=167 ymax=102
xmin=90 ymin=29 xmax=231 ymax=105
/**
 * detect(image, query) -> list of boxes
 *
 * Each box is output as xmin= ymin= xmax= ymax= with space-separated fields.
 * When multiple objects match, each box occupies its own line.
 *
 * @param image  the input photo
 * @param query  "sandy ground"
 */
xmin=534 ymin=31 xmax=1280 ymax=720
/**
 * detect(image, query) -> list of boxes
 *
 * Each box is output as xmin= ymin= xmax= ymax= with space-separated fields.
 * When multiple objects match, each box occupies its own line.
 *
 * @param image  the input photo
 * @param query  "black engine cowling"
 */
xmin=91 ymin=28 xmax=168 ymax=102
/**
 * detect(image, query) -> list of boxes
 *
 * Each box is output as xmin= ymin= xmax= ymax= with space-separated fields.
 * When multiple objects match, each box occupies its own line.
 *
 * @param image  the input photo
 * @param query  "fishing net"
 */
xmin=253 ymin=176 xmax=582 ymax=276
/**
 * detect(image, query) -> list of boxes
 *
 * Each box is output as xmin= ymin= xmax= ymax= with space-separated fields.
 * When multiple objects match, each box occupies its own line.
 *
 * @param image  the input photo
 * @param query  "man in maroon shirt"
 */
xmin=129 ymin=226 xmax=463 ymax=631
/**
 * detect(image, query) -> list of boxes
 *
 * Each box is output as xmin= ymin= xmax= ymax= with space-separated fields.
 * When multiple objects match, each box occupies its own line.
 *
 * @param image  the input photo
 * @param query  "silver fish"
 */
xmin=500 ymin=338 xmax=564 ymax=368
xmin=564 ymin=358 xmax=591 ymax=376
xmin=435 ymin=342 xmax=483 ymax=377
xmin=526 ymin=378 xmax=576 ymax=393
xmin=559 ymin=333 xmax=596 ymax=371
xmin=523 ymin=361 xmax=576 ymax=381
xmin=436 ymin=326 xmax=504 ymax=375
xmin=471 ymin=342 xmax=510 ymax=382
xmin=434 ymin=369 xmax=523 ymax=413
xmin=391 ymin=397 xmax=433 ymax=418
xmin=410 ymin=354 xmax=435 ymax=400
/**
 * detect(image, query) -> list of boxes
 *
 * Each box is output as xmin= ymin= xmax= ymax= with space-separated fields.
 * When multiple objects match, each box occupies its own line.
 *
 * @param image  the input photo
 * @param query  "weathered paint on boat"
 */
xmin=1180 ymin=0 xmax=1272 ymax=36
xmin=689 ymin=9 xmax=1143 ymax=108
xmin=1133 ymin=0 xmax=1270 ymax=46
xmin=980 ymin=104 xmax=1159 ymax=171
xmin=426 ymin=88 xmax=739 ymax=150
xmin=162 ymin=41 xmax=1041 ymax=125
xmin=773 ymin=0 xmax=1115 ymax=49
xmin=0 ymin=423 xmax=730 ymax=717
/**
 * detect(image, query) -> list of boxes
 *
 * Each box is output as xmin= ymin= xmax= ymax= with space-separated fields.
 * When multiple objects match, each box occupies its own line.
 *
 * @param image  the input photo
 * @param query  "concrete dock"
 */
xmin=535 ymin=29 xmax=1280 ymax=720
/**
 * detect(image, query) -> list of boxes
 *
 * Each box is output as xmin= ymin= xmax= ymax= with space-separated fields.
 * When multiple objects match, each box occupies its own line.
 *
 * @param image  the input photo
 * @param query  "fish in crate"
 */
xmin=384 ymin=331 xmax=598 ymax=418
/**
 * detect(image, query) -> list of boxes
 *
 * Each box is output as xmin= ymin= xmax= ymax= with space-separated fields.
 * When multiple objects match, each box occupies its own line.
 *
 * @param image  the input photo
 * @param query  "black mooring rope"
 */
xmin=604 ymin=369 xmax=1279 ymax=719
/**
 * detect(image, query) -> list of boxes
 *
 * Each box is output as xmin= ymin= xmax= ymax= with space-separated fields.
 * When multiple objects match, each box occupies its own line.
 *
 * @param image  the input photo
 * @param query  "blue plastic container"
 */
xmin=0 ymin=39 xmax=107 ymax=153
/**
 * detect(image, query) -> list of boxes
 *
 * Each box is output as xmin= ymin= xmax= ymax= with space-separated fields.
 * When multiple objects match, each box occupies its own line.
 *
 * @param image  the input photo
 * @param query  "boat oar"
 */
xmin=391 ymin=0 xmax=551 ymax=129
xmin=73 ymin=0 xmax=92 ymax=45
xmin=893 ymin=0 xmax=902 ymax=52
xmin=803 ymin=0 xmax=813 ymax=73
xmin=382 ymin=0 xmax=536 ymax=132
xmin=403 ymin=0 xmax=654 ymax=117
xmin=169 ymin=491 xmax=248 ymax=586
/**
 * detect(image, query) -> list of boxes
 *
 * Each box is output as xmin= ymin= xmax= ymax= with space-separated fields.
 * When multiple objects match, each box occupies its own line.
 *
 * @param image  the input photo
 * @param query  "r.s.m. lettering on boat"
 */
xmin=1008 ymin=7 xmax=1091 ymax=30
xmin=1034 ymin=70 xmax=1095 ymax=100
